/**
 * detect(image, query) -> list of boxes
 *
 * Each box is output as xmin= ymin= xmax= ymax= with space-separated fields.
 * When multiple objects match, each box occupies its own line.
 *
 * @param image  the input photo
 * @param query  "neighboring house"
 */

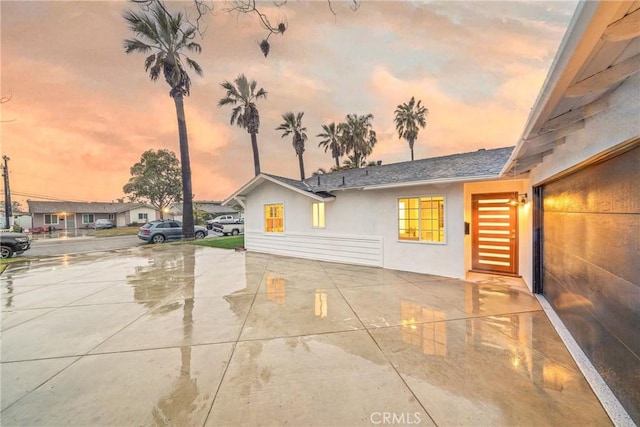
xmin=224 ymin=146 xmax=527 ymax=280
xmin=223 ymin=1 xmax=638 ymax=422
xmin=501 ymin=1 xmax=639 ymax=422
xmin=27 ymin=201 xmax=158 ymax=229
xmin=169 ymin=200 xmax=239 ymax=222
xmin=0 ymin=210 xmax=32 ymax=230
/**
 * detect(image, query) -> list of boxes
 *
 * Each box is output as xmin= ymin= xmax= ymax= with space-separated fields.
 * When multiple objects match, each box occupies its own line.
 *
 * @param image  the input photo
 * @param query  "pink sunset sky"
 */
xmin=1 ymin=0 xmax=577 ymax=207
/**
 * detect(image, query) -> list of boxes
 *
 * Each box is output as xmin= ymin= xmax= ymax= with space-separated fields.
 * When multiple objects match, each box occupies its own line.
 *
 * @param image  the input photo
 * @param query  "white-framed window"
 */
xmin=312 ymin=202 xmax=325 ymax=228
xmin=44 ymin=214 xmax=59 ymax=225
xmin=82 ymin=214 xmax=95 ymax=224
xmin=398 ymin=196 xmax=445 ymax=243
xmin=264 ymin=204 xmax=284 ymax=233
xmin=108 ymin=213 xmax=115 ymax=220
xmin=138 ymin=213 xmax=148 ymax=221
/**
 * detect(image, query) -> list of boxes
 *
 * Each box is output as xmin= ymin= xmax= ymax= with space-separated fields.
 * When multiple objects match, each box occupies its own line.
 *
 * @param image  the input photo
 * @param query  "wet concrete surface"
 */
xmin=26 ymin=235 xmax=145 ymax=257
xmin=0 ymin=246 xmax=613 ymax=426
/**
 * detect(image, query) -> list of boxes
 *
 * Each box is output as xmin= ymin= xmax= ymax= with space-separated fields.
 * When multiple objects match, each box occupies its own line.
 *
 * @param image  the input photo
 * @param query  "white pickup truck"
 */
xmin=211 ymin=219 xmax=244 ymax=236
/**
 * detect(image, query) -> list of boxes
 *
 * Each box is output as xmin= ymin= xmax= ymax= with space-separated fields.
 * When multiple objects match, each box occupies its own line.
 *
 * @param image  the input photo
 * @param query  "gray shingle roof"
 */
xmin=27 ymin=201 xmax=149 ymax=214
xmin=270 ymin=146 xmax=514 ymax=193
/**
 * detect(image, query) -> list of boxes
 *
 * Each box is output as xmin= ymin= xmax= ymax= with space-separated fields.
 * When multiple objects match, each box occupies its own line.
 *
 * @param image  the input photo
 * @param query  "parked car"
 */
xmin=0 ymin=231 xmax=31 ymax=258
xmin=211 ymin=219 xmax=244 ymax=236
xmin=94 ymin=219 xmax=115 ymax=230
xmin=206 ymin=215 xmax=238 ymax=229
xmin=137 ymin=220 xmax=207 ymax=244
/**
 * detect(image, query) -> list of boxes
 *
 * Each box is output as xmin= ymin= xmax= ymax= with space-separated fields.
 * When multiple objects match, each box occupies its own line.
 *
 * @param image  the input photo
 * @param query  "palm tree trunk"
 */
xmin=410 ymin=138 xmax=415 ymax=161
xmin=298 ymin=153 xmax=305 ymax=180
xmin=411 ymin=147 xmax=414 ymax=161
xmin=173 ymin=94 xmax=195 ymax=240
xmin=250 ymin=132 xmax=261 ymax=176
xmin=335 ymin=155 xmax=340 ymax=169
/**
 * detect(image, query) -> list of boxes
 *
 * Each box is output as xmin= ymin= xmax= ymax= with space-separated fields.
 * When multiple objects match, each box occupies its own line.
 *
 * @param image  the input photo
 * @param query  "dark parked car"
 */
xmin=137 ymin=220 xmax=207 ymax=244
xmin=0 ymin=232 xmax=31 ymax=258
xmin=94 ymin=219 xmax=115 ymax=230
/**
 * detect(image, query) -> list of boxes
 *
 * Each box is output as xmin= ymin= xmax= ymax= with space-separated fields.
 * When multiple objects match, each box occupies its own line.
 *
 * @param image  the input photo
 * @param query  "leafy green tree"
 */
xmin=123 ymin=149 xmax=182 ymax=219
xmin=123 ymin=3 xmax=203 ymax=239
xmin=218 ymin=74 xmax=267 ymax=176
xmin=317 ymin=122 xmax=344 ymax=170
xmin=276 ymin=112 xmax=308 ymax=180
xmin=394 ymin=96 xmax=428 ymax=161
xmin=339 ymin=114 xmax=377 ymax=168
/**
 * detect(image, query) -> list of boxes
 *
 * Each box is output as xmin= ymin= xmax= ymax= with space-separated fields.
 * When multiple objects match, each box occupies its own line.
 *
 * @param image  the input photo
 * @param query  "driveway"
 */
xmin=0 ymin=245 xmax=612 ymax=426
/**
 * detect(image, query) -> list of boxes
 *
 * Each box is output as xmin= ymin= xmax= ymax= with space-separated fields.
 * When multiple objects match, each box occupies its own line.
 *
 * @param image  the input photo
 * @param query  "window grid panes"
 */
xmin=82 ymin=214 xmax=95 ymax=224
xmin=398 ymin=196 xmax=445 ymax=242
xmin=138 ymin=213 xmax=148 ymax=220
xmin=265 ymin=204 xmax=284 ymax=233
xmin=312 ymin=202 xmax=325 ymax=228
xmin=44 ymin=214 xmax=59 ymax=225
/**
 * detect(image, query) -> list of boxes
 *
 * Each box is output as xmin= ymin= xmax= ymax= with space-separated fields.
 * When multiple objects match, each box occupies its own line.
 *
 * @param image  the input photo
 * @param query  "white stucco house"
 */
xmin=224 ymin=147 xmax=529 ymax=281
xmin=223 ymin=1 xmax=638 ymax=422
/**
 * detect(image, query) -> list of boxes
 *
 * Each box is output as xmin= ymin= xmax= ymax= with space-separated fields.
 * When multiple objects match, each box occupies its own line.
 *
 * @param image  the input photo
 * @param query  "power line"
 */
xmin=7 ymin=190 xmax=89 ymax=203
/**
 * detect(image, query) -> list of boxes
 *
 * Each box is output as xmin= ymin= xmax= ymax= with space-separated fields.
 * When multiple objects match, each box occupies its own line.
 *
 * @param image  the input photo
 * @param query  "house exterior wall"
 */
xmin=463 ymin=179 xmax=532 ymax=289
xmin=245 ymin=180 xmax=470 ymax=278
xmin=127 ymin=207 xmax=157 ymax=225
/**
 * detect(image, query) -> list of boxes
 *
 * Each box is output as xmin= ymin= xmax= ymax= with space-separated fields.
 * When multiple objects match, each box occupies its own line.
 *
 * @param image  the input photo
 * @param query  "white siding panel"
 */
xmin=246 ymin=231 xmax=383 ymax=267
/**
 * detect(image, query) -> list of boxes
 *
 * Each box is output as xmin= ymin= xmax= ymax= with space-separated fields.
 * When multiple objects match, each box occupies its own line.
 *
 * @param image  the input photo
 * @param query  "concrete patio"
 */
xmin=1 ymin=245 xmax=611 ymax=426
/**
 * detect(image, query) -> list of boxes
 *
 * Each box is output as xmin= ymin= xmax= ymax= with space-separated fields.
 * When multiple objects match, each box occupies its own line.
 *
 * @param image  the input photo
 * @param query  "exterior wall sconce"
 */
xmin=510 ymin=193 xmax=528 ymax=206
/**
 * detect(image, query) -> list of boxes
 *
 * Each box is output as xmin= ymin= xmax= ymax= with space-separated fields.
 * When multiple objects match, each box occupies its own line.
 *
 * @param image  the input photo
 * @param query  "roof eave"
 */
xmin=357 ymin=175 xmax=502 ymax=191
xmin=222 ymin=174 xmax=336 ymax=206
xmin=502 ymin=1 xmax=625 ymax=176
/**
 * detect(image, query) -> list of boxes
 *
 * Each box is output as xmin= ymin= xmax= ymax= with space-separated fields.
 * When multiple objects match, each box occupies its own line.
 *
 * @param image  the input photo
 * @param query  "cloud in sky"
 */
xmin=0 ymin=0 xmax=577 ymax=206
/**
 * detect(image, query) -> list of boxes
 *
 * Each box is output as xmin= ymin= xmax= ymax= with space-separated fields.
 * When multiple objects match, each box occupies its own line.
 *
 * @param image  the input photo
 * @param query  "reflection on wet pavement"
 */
xmin=0 ymin=246 xmax=612 ymax=425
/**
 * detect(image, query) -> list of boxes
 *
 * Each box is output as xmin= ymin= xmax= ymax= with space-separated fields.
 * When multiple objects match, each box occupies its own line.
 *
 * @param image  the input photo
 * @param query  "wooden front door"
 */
xmin=472 ymin=192 xmax=518 ymax=275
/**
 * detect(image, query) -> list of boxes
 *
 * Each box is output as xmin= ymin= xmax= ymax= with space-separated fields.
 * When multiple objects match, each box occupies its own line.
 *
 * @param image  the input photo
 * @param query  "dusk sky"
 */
xmin=1 ymin=0 xmax=578 ymax=207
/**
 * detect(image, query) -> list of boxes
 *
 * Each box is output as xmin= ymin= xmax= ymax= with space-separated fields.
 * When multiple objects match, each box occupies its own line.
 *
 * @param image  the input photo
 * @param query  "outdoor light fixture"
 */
xmin=509 ymin=193 xmax=528 ymax=206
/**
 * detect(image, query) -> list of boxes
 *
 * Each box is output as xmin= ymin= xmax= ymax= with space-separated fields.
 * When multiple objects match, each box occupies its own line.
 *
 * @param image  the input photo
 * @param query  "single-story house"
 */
xmin=223 ymin=1 xmax=638 ymax=422
xmin=168 ymin=200 xmax=239 ymax=222
xmin=224 ymin=147 xmax=527 ymax=280
xmin=27 ymin=201 xmax=158 ymax=229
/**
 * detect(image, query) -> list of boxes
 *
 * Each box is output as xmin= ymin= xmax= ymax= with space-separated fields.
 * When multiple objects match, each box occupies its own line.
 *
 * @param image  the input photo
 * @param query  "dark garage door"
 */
xmin=540 ymin=142 xmax=639 ymax=423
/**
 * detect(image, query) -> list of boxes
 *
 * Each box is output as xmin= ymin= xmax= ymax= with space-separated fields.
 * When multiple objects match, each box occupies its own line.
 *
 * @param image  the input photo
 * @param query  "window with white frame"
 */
xmin=82 ymin=214 xmax=95 ymax=224
xmin=398 ymin=196 xmax=445 ymax=242
xmin=264 ymin=204 xmax=284 ymax=233
xmin=44 ymin=214 xmax=59 ymax=225
xmin=312 ymin=202 xmax=325 ymax=228
xmin=138 ymin=213 xmax=148 ymax=221
xmin=108 ymin=213 xmax=115 ymax=220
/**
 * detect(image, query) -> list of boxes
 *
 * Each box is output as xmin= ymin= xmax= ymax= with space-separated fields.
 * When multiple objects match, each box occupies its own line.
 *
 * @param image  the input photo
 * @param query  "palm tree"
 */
xmin=317 ymin=122 xmax=343 ymax=169
xmin=394 ymin=96 xmax=428 ymax=161
xmin=218 ymin=74 xmax=267 ymax=176
xmin=276 ymin=112 xmax=307 ymax=180
xmin=123 ymin=3 xmax=203 ymax=240
xmin=339 ymin=114 xmax=377 ymax=168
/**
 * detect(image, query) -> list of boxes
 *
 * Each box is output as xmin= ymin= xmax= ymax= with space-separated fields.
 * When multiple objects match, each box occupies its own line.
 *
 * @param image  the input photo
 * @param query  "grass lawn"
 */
xmin=190 ymin=235 xmax=244 ymax=250
xmin=0 ymin=256 xmax=28 ymax=274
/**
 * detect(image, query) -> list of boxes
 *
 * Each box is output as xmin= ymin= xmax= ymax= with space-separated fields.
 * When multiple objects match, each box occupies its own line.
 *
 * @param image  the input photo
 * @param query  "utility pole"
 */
xmin=2 ymin=155 xmax=11 ymax=230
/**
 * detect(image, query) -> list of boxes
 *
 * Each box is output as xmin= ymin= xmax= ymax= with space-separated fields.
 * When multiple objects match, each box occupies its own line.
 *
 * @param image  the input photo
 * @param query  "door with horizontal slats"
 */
xmin=472 ymin=193 xmax=518 ymax=275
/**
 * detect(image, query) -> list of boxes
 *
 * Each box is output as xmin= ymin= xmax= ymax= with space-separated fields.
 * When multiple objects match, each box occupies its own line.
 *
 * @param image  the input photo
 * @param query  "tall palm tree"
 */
xmin=394 ymin=96 xmax=428 ymax=161
xmin=339 ymin=114 xmax=377 ymax=168
xmin=123 ymin=3 xmax=203 ymax=240
xmin=276 ymin=112 xmax=308 ymax=180
xmin=317 ymin=122 xmax=343 ymax=169
xmin=218 ymin=74 xmax=267 ymax=176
